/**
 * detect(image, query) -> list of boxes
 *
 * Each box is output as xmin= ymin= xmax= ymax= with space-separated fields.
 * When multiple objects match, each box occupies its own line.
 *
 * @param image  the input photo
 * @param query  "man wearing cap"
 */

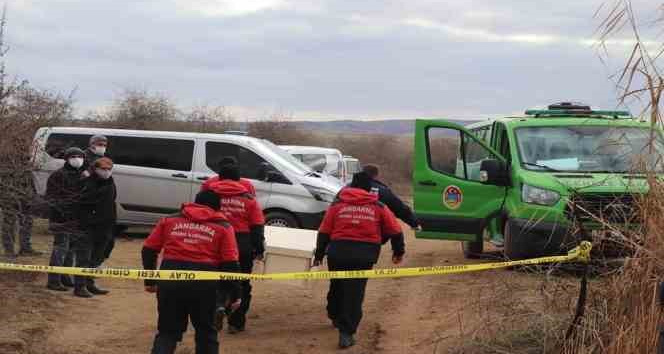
xmin=79 ymin=157 xmax=117 ymax=295
xmin=142 ymin=190 xmax=242 ymax=354
xmin=45 ymin=147 xmax=93 ymax=297
xmin=200 ymin=156 xmax=256 ymax=196
xmin=313 ymin=171 xmax=405 ymax=349
xmin=84 ymin=134 xmax=108 ymax=173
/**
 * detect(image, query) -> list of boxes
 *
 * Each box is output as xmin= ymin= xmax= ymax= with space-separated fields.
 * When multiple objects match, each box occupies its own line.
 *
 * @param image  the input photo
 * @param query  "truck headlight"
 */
xmin=521 ymin=184 xmax=560 ymax=206
xmin=303 ymin=185 xmax=336 ymax=203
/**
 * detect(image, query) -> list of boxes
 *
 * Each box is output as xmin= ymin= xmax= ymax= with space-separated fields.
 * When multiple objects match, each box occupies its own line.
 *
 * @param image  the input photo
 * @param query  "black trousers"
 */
xmin=47 ymin=230 xmax=91 ymax=286
xmin=89 ymin=224 xmax=114 ymax=267
xmin=152 ymin=281 xmax=219 ymax=354
xmin=226 ymin=249 xmax=254 ymax=329
xmin=326 ymin=258 xmax=374 ymax=335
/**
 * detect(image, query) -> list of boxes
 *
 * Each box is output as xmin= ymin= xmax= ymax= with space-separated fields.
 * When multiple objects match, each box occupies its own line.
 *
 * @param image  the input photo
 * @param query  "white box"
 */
xmin=261 ymin=226 xmax=317 ymax=286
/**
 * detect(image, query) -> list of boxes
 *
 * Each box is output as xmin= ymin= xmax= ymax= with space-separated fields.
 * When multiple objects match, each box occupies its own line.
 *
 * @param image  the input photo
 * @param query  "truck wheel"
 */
xmin=504 ymin=219 xmax=532 ymax=260
xmin=265 ymin=211 xmax=299 ymax=228
xmin=461 ymin=241 xmax=483 ymax=259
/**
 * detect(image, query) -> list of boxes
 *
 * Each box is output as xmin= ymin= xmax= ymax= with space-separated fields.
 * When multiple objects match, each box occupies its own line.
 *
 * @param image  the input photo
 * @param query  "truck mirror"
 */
xmin=480 ymin=159 xmax=509 ymax=186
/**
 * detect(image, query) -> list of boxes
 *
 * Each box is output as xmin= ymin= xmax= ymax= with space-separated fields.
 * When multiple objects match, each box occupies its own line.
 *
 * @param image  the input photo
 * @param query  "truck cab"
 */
xmin=413 ymin=103 xmax=664 ymax=259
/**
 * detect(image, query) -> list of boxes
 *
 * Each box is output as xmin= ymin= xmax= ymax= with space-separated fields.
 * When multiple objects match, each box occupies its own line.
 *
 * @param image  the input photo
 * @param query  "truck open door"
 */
xmin=413 ymin=119 xmax=508 ymax=254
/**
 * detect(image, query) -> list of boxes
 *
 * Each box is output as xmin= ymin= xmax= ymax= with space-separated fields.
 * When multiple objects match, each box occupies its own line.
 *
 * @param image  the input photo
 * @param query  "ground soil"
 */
xmin=0 ymin=223 xmax=547 ymax=354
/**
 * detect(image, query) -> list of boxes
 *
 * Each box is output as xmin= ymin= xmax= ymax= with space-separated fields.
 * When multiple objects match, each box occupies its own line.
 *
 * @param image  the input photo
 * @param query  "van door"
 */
xmin=413 ymin=119 xmax=507 ymax=241
xmin=107 ymin=135 xmax=195 ymax=225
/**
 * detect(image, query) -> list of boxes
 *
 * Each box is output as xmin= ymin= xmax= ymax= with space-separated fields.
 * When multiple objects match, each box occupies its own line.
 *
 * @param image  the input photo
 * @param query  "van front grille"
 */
xmin=564 ymin=193 xmax=640 ymax=224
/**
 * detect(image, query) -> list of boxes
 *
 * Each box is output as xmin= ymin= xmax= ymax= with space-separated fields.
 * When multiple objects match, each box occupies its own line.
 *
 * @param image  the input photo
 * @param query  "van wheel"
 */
xmin=265 ymin=211 xmax=299 ymax=228
xmin=504 ymin=219 xmax=530 ymax=260
xmin=461 ymin=241 xmax=483 ymax=259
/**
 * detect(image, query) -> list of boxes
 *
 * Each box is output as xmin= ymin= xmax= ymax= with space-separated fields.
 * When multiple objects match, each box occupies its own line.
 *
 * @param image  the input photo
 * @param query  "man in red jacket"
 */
xmin=313 ymin=171 xmax=405 ymax=349
xmin=142 ymin=191 xmax=242 ymax=354
xmin=209 ymin=162 xmax=265 ymax=334
xmin=200 ymin=156 xmax=256 ymax=195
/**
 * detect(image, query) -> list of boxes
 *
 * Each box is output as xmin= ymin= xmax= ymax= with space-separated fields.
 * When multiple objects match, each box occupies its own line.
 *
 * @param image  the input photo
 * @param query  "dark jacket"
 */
xmin=45 ymin=164 xmax=86 ymax=231
xmin=369 ymin=179 xmax=419 ymax=228
xmin=79 ymin=174 xmax=117 ymax=227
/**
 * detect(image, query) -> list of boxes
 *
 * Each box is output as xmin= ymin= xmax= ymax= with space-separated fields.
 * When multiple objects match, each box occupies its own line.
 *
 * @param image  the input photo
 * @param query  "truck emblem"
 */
xmin=443 ymin=185 xmax=463 ymax=210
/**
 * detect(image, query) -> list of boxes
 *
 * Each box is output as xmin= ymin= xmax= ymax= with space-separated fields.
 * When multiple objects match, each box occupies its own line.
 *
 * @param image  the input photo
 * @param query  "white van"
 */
xmin=32 ymin=127 xmax=342 ymax=230
xmin=280 ymin=146 xmax=346 ymax=183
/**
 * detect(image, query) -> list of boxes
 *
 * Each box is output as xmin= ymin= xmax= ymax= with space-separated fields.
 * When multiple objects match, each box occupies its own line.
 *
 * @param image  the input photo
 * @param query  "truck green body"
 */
xmin=413 ymin=109 xmax=663 ymax=259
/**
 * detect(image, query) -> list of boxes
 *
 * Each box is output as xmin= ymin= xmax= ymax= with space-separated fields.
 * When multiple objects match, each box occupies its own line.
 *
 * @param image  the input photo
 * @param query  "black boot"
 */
xmin=74 ymin=285 xmax=94 ymax=298
xmin=151 ymin=334 xmax=178 ymax=354
xmin=87 ymin=283 xmax=110 ymax=295
xmin=47 ymin=283 xmax=68 ymax=292
xmin=339 ymin=333 xmax=356 ymax=349
xmin=61 ymin=276 xmax=75 ymax=288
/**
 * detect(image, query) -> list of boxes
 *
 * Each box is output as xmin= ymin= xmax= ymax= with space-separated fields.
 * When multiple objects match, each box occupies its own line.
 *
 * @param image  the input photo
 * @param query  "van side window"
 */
xmin=45 ymin=133 xmax=92 ymax=158
xmin=108 ymin=136 xmax=194 ymax=171
xmin=205 ymin=142 xmax=268 ymax=180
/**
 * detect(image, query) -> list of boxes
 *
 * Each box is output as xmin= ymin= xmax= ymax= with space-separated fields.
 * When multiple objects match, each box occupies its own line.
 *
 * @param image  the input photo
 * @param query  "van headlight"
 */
xmin=521 ymin=184 xmax=560 ymax=206
xmin=303 ymin=185 xmax=336 ymax=203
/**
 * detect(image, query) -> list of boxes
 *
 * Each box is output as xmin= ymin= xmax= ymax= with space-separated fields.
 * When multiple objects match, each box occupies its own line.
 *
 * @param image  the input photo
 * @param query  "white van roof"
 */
xmin=279 ymin=145 xmax=343 ymax=155
xmin=41 ymin=126 xmax=265 ymax=145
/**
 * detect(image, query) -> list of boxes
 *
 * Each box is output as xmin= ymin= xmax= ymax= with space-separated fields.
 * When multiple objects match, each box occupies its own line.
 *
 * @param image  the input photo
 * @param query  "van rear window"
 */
xmin=46 ymin=133 xmax=194 ymax=171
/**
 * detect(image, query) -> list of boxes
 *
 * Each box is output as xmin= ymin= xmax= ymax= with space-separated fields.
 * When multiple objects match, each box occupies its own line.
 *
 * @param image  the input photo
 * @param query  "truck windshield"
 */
xmin=516 ymin=126 xmax=664 ymax=173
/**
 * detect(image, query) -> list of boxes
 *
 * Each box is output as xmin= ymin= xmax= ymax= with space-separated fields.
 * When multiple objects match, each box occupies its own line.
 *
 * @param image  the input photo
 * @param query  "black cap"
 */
xmin=217 ymin=156 xmax=240 ymax=181
xmin=64 ymin=147 xmax=85 ymax=159
xmin=350 ymin=171 xmax=372 ymax=192
xmin=195 ymin=190 xmax=221 ymax=210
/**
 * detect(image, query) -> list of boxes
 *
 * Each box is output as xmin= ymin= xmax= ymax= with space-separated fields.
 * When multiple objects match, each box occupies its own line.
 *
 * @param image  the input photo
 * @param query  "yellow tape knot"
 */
xmin=567 ymin=241 xmax=592 ymax=263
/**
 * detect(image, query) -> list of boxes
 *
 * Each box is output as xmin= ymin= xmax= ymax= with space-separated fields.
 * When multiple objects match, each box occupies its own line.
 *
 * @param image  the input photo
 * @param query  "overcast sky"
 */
xmin=6 ymin=0 xmax=662 ymax=120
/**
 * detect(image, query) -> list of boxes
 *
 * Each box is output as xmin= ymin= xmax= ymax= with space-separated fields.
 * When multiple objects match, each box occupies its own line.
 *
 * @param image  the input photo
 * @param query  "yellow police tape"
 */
xmin=0 ymin=241 xmax=592 ymax=281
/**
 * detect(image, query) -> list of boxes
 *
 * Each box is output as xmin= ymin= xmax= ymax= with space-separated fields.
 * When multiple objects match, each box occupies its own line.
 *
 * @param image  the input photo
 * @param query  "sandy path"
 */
xmin=3 ymin=227 xmax=515 ymax=354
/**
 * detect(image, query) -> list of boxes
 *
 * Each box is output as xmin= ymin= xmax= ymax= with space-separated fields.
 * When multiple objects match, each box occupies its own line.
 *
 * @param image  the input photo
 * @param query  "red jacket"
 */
xmin=209 ymin=180 xmax=264 ymax=234
xmin=143 ymin=203 xmax=239 ymax=266
xmin=318 ymin=188 xmax=402 ymax=244
xmin=201 ymin=176 xmax=256 ymax=196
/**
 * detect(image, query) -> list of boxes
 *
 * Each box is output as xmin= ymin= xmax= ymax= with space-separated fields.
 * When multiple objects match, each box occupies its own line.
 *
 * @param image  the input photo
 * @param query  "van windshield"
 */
xmin=260 ymin=140 xmax=314 ymax=175
xmin=516 ymin=126 xmax=664 ymax=173
xmin=293 ymin=153 xmax=342 ymax=177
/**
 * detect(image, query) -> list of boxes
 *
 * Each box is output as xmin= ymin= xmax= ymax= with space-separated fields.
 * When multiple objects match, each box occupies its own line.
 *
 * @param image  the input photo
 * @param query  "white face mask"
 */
xmin=92 ymin=146 xmax=107 ymax=156
xmin=95 ymin=169 xmax=112 ymax=179
xmin=67 ymin=157 xmax=84 ymax=169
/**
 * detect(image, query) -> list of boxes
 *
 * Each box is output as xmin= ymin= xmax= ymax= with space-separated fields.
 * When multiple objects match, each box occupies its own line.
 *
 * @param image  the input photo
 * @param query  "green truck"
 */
xmin=413 ymin=102 xmax=663 ymax=259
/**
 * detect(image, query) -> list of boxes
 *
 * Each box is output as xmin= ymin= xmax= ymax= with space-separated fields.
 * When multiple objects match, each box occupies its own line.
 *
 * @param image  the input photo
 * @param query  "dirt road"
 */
xmin=1 ymin=226 xmax=528 ymax=354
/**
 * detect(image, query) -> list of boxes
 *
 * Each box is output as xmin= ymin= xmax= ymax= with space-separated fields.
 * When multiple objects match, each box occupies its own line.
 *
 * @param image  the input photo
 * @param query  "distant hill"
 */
xmin=289 ymin=119 xmax=479 ymax=136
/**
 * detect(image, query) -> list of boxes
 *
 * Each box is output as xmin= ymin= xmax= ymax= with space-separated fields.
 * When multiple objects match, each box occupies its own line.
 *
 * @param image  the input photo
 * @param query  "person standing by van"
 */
xmin=45 ymin=147 xmax=94 ymax=297
xmin=79 ymin=157 xmax=117 ymax=295
xmin=83 ymin=134 xmax=124 ymax=262
xmin=208 ymin=161 xmax=265 ymax=334
xmin=362 ymin=164 xmax=420 ymax=230
xmin=1 ymin=153 xmax=41 ymax=258
xmin=142 ymin=191 xmax=242 ymax=354
xmin=313 ymin=171 xmax=405 ymax=349
xmin=83 ymin=134 xmax=108 ymax=174
xmin=201 ymin=156 xmax=256 ymax=195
